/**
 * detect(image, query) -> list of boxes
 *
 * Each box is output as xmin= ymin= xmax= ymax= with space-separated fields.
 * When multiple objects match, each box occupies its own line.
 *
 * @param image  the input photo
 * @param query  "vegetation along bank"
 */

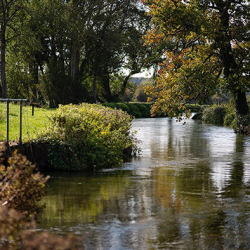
xmin=29 ymin=103 xmax=136 ymax=171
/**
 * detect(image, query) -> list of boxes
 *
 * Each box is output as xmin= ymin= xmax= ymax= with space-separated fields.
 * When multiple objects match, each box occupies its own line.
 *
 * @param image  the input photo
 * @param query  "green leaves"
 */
xmin=143 ymin=0 xmax=250 ymax=127
xmin=36 ymin=103 xmax=135 ymax=170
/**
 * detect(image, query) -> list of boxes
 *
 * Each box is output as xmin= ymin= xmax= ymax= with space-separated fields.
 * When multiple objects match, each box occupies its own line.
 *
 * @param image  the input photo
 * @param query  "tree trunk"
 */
xmin=218 ymin=4 xmax=249 ymax=133
xmin=1 ymin=26 xmax=7 ymax=98
xmin=233 ymin=90 xmax=249 ymax=133
xmin=70 ymin=45 xmax=80 ymax=80
xmin=101 ymin=67 xmax=112 ymax=102
xmin=93 ymin=70 xmax=98 ymax=103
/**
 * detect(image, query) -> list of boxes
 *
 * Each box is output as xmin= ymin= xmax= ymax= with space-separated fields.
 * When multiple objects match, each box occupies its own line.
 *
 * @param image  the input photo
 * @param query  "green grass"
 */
xmin=0 ymin=103 xmax=55 ymax=142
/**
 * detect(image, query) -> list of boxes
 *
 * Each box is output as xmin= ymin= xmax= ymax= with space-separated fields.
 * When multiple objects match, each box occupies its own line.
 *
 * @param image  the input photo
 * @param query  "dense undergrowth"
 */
xmin=202 ymin=99 xmax=250 ymax=132
xmin=34 ymin=103 xmax=136 ymax=171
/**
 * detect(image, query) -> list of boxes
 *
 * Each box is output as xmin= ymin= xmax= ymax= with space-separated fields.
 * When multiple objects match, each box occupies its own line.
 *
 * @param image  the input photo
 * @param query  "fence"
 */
xmin=0 ymin=98 xmax=29 ymax=148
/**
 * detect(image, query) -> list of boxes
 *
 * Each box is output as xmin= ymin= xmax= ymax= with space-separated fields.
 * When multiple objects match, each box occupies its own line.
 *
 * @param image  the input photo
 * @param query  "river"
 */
xmin=38 ymin=117 xmax=250 ymax=250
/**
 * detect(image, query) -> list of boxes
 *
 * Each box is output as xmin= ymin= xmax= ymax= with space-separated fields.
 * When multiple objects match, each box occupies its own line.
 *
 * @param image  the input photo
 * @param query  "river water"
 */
xmin=38 ymin=117 xmax=250 ymax=250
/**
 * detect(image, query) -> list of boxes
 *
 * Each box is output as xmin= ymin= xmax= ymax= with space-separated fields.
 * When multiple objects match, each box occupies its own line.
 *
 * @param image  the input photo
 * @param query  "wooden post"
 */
xmin=19 ymin=100 xmax=23 ymax=149
xmin=6 ymin=99 xmax=9 ymax=145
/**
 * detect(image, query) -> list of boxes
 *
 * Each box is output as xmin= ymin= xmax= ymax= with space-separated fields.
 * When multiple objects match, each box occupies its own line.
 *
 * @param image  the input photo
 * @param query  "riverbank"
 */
xmin=0 ymin=102 xmax=203 ymax=171
xmin=1 ymin=103 xmax=136 ymax=171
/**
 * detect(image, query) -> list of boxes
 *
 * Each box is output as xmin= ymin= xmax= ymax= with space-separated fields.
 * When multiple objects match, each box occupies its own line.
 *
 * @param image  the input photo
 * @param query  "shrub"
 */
xmin=0 ymin=150 xmax=49 ymax=216
xmin=202 ymin=105 xmax=227 ymax=125
xmin=0 ymin=145 xmax=83 ymax=250
xmin=102 ymin=102 xmax=151 ymax=118
xmin=36 ymin=103 xmax=135 ymax=170
xmin=223 ymin=102 xmax=236 ymax=128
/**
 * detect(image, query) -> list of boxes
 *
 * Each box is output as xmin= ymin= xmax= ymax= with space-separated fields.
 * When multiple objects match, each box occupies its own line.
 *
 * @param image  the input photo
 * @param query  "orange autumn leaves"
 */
xmin=143 ymin=0 xmax=223 ymax=117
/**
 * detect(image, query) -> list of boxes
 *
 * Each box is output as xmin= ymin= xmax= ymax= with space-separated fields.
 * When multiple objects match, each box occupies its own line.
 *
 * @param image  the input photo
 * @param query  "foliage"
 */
xmin=202 ymin=105 xmax=227 ymax=125
xmin=134 ymin=85 xmax=148 ymax=102
xmin=121 ymin=88 xmax=133 ymax=102
xmin=102 ymin=102 xmax=152 ymax=118
xmin=3 ymin=0 xmax=154 ymax=105
xmin=212 ymin=92 xmax=230 ymax=105
xmin=36 ymin=103 xmax=135 ymax=170
xmin=0 ymin=151 xmax=49 ymax=216
xmin=0 ymin=145 xmax=84 ymax=249
xmin=224 ymin=102 xmax=237 ymax=128
xmin=143 ymin=0 xmax=250 ymax=132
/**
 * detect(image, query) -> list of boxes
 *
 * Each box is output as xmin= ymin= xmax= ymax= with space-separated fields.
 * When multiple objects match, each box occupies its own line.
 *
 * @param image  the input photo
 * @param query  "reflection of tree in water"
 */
xmin=151 ymin=133 xmax=250 ymax=249
xmin=149 ymin=119 xmax=211 ymax=163
xmin=224 ymin=134 xmax=245 ymax=197
xmin=39 ymin=171 xmax=131 ymax=228
xmin=38 ymin=119 xmax=250 ymax=249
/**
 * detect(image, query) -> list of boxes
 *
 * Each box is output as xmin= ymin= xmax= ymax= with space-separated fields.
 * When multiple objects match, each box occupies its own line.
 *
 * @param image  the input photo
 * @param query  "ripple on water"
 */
xmin=39 ymin=118 xmax=250 ymax=250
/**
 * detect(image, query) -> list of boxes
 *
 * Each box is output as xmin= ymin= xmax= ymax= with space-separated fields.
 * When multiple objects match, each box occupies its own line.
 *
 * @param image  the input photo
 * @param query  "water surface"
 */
xmin=39 ymin=118 xmax=250 ymax=250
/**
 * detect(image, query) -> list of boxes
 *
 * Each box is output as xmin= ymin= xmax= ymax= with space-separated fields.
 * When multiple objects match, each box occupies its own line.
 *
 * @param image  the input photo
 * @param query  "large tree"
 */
xmin=144 ymin=0 xmax=250 ymax=133
xmin=7 ymin=0 xmax=152 ymax=105
xmin=0 ymin=0 xmax=27 ymax=98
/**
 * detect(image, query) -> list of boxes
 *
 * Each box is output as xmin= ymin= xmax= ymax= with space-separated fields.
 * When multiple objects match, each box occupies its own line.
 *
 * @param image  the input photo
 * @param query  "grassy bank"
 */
xmin=0 ymin=103 xmax=54 ymax=142
xmin=0 ymin=102 xmax=203 ymax=142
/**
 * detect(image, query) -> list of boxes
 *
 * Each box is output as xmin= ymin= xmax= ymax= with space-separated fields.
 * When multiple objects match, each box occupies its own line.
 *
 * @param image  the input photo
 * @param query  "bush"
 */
xmin=202 ymin=105 xmax=227 ymax=125
xmin=0 ymin=150 xmax=49 ymax=216
xmin=102 ymin=103 xmax=151 ymax=118
xmin=0 ymin=145 xmax=84 ymax=250
xmin=36 ymin=103 xmax=135 ymax=170
xmin=223 ymin=102 xmax=236 ymax=128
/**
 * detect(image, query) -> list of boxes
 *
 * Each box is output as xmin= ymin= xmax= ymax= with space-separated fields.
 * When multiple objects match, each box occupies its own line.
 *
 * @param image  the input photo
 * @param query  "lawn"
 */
xmin=0 ymin=103 xmax=55 ymax=142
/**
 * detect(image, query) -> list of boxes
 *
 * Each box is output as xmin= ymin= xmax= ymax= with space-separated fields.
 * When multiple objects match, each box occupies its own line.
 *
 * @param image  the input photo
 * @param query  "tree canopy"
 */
xmin=144 ymin=0 xmax=250 ymax=132
xmin=1 ymin=0 xmax=155 ymax=105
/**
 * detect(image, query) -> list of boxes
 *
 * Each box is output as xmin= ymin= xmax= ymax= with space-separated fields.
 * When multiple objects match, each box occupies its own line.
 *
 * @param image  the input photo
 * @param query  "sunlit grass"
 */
xmin=0 ymin=103 xmax=55 ymax=142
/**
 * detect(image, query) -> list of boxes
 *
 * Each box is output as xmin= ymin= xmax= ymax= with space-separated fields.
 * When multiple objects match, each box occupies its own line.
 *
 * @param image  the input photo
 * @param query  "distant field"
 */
xmin=0 ymin=103 xmax=54 ymax=142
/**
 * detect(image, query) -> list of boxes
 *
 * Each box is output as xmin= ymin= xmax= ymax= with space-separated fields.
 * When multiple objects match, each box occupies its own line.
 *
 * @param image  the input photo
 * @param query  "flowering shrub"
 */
xmin=37 ymin=103 xmax=136 ymax=170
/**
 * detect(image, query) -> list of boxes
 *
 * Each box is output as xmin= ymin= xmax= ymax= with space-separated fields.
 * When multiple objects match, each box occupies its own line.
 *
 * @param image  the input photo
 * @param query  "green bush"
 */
xmin=102 ymin=102 xmax=151 ymax=118
xmin=36 ymin=103 xmax=135 ymax=170
xmin=223 ymin=102 xmax=236 ymax=128
xmin=202 ymin=105 xmax=227 ymax=125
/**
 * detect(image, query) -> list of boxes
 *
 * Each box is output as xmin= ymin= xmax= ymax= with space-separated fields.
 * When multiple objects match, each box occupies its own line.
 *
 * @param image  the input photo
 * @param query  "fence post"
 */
xmin=19 ymin=100 xmax=23 ymax=149
xmin=6 ymin=99 xmax=10 ymax=145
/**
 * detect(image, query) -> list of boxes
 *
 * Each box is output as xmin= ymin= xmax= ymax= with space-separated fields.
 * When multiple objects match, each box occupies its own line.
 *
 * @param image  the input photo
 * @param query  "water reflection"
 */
xmin=39 ymin=118 xmax=250 ymax=249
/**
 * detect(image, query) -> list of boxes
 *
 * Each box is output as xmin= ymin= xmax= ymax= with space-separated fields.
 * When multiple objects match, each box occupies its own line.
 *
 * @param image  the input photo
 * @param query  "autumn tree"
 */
xmin=144 ymin=0 xmax=250 ymax=133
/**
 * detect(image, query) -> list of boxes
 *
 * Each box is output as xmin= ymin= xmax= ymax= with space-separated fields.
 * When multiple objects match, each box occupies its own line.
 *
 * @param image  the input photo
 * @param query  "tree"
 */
xmin=0 ymin=0 xmax=27 ymax=98
xmin=144 ymin=0 xmax=250 ymax=132
xmin=5 ymin=0 xmax=154 ymax=105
